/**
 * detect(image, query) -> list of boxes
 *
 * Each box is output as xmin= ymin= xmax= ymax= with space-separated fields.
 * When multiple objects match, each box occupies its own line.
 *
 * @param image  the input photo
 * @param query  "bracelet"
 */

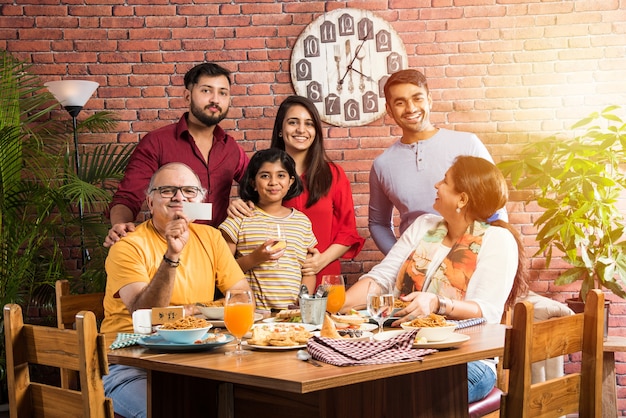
xmin=449 ymin=298 xmax=455 ymax=314
xmin=436 ymin=296 xmax=447 ymax=315
xmin=162 ymin=255 xmax=180 ymax=268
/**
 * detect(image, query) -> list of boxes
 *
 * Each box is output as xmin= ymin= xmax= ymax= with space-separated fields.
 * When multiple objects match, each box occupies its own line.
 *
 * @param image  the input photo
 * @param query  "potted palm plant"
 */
xmin=498 ymin=106 xmax=626 ymax=309
xmin=0 ymin=50 xmax=134 ymax=398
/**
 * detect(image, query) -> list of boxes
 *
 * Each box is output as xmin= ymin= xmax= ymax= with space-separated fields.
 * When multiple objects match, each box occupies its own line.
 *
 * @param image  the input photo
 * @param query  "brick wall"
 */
xmin=3 ymin=0 xmax=626 ymax=412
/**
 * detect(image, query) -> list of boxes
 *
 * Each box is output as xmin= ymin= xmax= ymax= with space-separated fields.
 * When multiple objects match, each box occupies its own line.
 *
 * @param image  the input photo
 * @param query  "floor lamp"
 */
xmin=45 ymin=80 xmax=99 ymax=271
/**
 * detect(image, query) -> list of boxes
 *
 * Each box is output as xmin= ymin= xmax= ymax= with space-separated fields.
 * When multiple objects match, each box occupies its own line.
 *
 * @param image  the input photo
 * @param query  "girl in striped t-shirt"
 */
xmin=219 ymin=149 xmax=317 ymax=312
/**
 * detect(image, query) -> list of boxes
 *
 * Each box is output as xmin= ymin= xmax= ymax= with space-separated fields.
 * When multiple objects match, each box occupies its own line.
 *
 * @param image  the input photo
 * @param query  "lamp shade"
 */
xmin=45 ymin=80 xmax=99 ymax=107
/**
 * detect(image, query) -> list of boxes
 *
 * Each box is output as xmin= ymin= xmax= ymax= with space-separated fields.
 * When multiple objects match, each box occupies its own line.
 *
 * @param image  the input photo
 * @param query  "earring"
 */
xmin=278 ymin=132 xmax=282 ymax=137
xmin=456 ymin=207 xmax=461 ymax=214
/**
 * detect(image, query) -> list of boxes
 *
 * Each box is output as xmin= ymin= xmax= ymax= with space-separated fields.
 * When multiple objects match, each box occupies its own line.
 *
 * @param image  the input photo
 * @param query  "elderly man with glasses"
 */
xmin=101 ymin=162 xmax=251 ymax=418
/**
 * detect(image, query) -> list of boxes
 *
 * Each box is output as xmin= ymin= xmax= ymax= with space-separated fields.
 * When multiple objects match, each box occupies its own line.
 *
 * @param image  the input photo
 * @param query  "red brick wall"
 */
xmin=3 ymin=0 xmax=626 ymax=412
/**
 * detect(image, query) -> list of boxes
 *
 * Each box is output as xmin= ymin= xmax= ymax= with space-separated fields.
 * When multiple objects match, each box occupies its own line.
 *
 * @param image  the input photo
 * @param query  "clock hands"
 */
xmin=337 ymin=28 xmax=372 ymax=92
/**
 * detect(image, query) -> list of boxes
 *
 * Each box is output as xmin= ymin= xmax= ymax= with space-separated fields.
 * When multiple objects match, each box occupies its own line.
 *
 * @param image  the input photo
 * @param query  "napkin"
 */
xmin=448 ymin=317 xmax=486 ymax=329
xmin=307 ymin=329 xmax=436 ymax=366
xmin=109 ymin=332 xmax=147 ymax=350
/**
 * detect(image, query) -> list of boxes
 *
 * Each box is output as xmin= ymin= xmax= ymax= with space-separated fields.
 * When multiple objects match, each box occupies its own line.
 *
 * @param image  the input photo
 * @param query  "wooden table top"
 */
xmin=107 ymin=323 xmax=505 ymax=394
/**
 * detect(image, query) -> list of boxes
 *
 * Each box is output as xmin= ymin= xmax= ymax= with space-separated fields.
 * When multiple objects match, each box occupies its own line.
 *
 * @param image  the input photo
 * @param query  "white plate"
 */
xmin=242 ymin=340 xmax=307 ymax=350
xmin=373 ymin=330 xmax=470 ymax=349
xmin=243 ymin=323 xmax=317 ymax=350
xmin=205 ymin=313 xmax=263 ymax=328
xmin=250 ymin=322 xmax=317 ymax=333
xmin=139 ymin=333 xmax=234 ymax=352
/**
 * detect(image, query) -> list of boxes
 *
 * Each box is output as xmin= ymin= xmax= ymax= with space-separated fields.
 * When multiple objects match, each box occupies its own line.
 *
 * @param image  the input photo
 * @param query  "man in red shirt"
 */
xmin=105 ymin=63 xmax=248 ymax=247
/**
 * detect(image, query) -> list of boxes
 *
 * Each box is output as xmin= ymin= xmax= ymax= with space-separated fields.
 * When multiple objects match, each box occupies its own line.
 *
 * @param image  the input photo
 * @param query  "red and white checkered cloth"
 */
xmin=306 ymin=329 xmax=436 ymax=366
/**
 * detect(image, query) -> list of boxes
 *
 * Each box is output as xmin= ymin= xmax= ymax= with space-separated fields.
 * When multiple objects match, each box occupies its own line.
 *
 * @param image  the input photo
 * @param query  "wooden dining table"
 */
xmin=107 ymin=323 xmax=505 ymax=418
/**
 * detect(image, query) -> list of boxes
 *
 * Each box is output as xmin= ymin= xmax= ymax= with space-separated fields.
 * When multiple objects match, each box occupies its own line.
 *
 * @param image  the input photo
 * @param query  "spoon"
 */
xmin=297 ymin=350 xmax=322 ymax=367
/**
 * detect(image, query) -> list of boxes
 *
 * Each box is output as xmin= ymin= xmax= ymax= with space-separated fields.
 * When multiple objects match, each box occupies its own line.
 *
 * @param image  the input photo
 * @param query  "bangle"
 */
xmin=436 ymin=296 xmax=447 ymax=315
xmin=163 ymin=255 xmax=180 ymax=268
xmin=449 ymin=298 xmax=455 ymax=314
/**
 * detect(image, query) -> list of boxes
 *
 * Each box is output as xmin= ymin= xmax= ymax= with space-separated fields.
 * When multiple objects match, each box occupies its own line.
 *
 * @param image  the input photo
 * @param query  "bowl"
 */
xmin=400 ymin=322 xmax=457 ymax=342
xmin=156 ymin=325 xmax=212 ymax=344
xmin=196 ymin=301 xmax=225 ymax=319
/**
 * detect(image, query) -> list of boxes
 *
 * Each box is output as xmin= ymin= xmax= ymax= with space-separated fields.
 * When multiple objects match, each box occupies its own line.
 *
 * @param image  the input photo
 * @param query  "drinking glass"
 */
xmin=321 ymin=275 xmax=346 ymax=314
xmin=266 ymin=223 xmax=286 ymax=266
xmin=366 ymin=282 xmax=394 ymax=334
xmin=223 ymin=289 xmax=255 ymax=356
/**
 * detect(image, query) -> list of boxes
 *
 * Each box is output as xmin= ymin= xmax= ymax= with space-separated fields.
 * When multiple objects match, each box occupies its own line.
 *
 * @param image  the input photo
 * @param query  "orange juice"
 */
xmin=224 ymin=303 xmax=254 ymax=338
xmin=325 ymin=285 xmax=346 ymax=314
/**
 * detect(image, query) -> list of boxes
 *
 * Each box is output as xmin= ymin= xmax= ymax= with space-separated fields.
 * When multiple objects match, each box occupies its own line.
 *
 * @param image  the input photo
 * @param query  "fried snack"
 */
xmin=406 ymin=313 xmax=451 ymax=328
xmin=160 ymin=316 xmax=209 ymax=330
xmin=320 ymin=314 xmax=343 ymax=339
xmin=247 ymin=324 xmax=312 ymax=347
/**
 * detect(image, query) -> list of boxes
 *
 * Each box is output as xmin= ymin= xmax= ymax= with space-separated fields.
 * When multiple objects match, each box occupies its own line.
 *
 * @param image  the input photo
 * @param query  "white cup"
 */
xmin=132 ymin=309 xmax=153 ymax=334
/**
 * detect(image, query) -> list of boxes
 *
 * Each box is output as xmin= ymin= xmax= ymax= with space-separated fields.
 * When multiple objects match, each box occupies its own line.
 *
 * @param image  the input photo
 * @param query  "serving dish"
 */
xmin=156 ymin=325 xmax=212 ymax=344
xmin=373 ymin=330 xmax=470 ymax=349
xmin=400 ymin=322 xmax=457 ymax=342
xmin=139 ymin=333 xmax=233 ymax=352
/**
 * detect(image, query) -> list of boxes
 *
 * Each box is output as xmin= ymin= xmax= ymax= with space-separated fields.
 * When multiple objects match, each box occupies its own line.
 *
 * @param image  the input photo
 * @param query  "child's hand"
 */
xmin=252 ymin=239 xmax=285 ymax=264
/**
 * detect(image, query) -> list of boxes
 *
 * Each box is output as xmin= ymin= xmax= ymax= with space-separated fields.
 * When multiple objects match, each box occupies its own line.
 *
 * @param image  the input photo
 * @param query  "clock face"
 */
xmin=290 ymin=8 xmax=409 ymax=127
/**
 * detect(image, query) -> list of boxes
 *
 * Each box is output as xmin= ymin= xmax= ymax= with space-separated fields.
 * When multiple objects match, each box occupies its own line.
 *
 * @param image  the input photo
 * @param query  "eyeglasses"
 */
xmin=149 ymin=186 xmax=202 ymax=199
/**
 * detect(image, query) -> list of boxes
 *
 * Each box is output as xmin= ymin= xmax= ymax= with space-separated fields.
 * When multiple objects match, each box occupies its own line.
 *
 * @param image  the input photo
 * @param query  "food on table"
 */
xmin=320 ymin=314 xmax=364 ymax=339
xmin=194 ymin=332 xmax=228 ymax=344
xmin=274 ymin=308 xmax=302 ymax=323
xmin=405 ymin=313 xmax=453 ymax=328
xmin=197 ymin=299 xmax=225 ymax=307
xmin=247 ymin=324 xmax=312 ymax=347
xmin=196 ymin=299 xmax=226 ymax=319
xmin=160 ymin=316 xmax=210 ymax=330
xmin=394 ymin=299 xmax=409 ymax=309
xmin=330 ymin=312 xmax=367 ymax=329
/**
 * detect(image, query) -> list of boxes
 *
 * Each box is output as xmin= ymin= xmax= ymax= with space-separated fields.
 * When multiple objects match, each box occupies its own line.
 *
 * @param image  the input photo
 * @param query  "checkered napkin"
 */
xmin=307 ymin=329 xmax=436 ymax=366
xmin=109 ymin=332 xmax=146 ymax=350
xmin=449 ymin=317 xmax=486 ymax=329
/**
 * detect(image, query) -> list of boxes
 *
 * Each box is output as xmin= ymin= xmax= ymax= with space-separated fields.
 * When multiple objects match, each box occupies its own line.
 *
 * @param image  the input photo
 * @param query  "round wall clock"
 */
xmin=290 ymin=8 xmax=409 ymax=127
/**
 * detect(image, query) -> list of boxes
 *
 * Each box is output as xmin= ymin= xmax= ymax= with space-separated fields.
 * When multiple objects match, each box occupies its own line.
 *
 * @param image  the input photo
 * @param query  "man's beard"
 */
xmin=190 ymin=100 xmax=229 ymax=127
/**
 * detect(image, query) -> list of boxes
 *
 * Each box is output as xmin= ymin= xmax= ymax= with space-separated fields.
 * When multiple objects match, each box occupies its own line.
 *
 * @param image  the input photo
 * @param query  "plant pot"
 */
xmin=565 ymin=297 xmax=610 ymax=339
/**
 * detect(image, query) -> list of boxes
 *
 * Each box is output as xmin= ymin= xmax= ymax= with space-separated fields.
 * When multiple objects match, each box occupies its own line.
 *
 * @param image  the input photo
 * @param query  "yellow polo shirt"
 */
xmin=101 ymin=220 xmax=244 ymax=335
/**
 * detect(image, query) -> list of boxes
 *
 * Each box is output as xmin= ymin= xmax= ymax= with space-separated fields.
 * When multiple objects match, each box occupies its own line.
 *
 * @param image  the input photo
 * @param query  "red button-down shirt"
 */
xmin=110 ymin=113 xmax=248 ymax=227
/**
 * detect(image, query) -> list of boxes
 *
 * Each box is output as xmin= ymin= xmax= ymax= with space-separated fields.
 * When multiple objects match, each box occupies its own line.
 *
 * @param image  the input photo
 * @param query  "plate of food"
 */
xmin=317 ymin=314 xmax=374 ymax=341
xmin=373 ymin=329 xmax=470 ymax=349
xmin=400 ymin=313 xmax=457 ymax=342
xmin=244 ymin=323 xmax=315 ymax=350
xmin=262 ymin=308 xmax=303 ymax=324
xmin=328 ymin=312 xmax=377 ymax=332
xmin=139 ymin=332 xmax=234 ymax=352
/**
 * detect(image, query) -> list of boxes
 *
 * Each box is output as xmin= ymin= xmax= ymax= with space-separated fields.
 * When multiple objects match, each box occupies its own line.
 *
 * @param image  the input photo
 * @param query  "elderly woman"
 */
xmin=344 ymin=155 xmax=528 ymax=403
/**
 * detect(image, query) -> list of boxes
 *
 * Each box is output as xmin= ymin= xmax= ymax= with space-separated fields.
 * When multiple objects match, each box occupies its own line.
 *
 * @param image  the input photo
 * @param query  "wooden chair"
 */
xmin=468 ymin=308 xmax=512 ymax=418
xmin=56 ymin=279 xmax=106 ymax=391
xmin=56 ymin=279 xmax=105 ymax=331
xmin=4 ymin=303 xmax=114 ymax=418
xmin=500 ymin=289 xmax=604 ymax=418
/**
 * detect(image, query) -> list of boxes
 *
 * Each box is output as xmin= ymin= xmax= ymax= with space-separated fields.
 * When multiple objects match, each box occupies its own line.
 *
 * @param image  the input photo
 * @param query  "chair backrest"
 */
xmin=500 ymin=289 xmax=604 ymax=418
xmin=56 ymin=279 xmax=105 ymax=330
xmin=4 ymin=303 xmax=114 ymax=418
xmin=55 ymin=279 xmax=106 ymax=390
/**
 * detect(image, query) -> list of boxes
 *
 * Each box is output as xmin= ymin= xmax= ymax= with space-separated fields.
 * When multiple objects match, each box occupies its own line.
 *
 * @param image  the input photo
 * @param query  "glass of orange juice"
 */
xmin=321 ymin=275 xmax=346 ymax=314
xmin=224 ymin=289 xmax=255 ymax=356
